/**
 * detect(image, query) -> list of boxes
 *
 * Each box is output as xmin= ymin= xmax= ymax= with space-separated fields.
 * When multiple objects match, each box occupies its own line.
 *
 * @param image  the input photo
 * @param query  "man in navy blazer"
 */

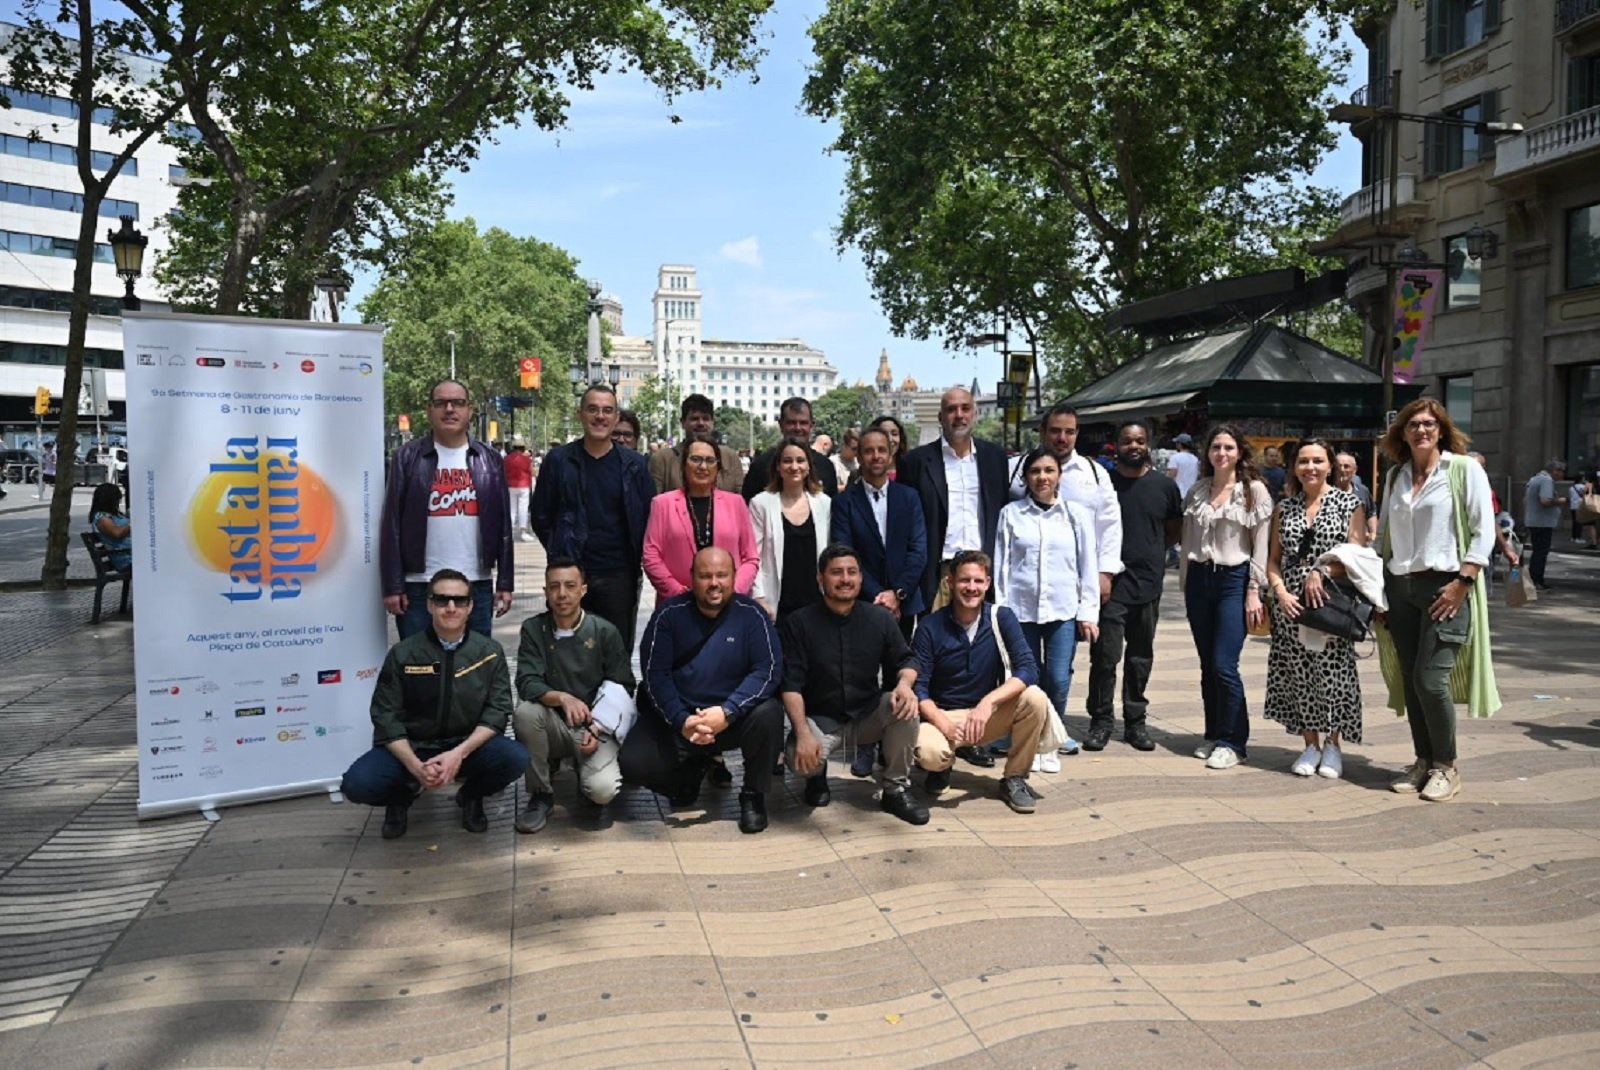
xmin=830 ymin=427 xmax=928 ymax=625
xmin=895 ymin=387 xmax=1010 ymax=613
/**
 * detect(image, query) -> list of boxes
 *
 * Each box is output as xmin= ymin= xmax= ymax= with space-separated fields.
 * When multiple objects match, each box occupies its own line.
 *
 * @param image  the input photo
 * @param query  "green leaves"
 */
xmin=805 ymin=0 xmax=1362 ymax=395
xmin=358 ymin=219 xmax=591 ymax=441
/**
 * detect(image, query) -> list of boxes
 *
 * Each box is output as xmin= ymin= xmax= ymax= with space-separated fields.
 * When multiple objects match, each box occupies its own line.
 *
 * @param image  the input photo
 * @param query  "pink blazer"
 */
xmin=641 ymin=489 xmax=759 ymax=599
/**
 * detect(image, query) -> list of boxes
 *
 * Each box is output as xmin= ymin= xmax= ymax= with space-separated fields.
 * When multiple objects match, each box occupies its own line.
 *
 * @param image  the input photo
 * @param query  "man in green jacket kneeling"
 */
xmin=340 ymin=568 xmax=527 ymax=839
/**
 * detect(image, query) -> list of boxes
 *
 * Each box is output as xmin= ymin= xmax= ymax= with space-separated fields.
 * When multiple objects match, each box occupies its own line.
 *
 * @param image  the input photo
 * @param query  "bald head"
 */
xmin=939 ymin=387 xmax=976 ymax=444
xmin=691 ymin=546 xmax=735 ymax=615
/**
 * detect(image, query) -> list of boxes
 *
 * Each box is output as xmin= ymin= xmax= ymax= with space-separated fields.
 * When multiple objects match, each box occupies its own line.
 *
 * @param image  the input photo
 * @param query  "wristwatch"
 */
xmin=893 ymin=587 xmax=907 ymax=602
xmin=1453 ymin=572 xmax=1474 ymax=587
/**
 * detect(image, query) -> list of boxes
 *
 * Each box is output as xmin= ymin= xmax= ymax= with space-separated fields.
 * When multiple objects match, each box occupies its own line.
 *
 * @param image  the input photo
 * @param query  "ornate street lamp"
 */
xmin=568 ymin=360 xmax=585 ymax=396
xmin=607 ymin=362 xmax=621 ymax=386
xmin=107 ymin=215 xmax=147 ymax=311
xmin=1464 ymin=223 xmax=1501 ymax=260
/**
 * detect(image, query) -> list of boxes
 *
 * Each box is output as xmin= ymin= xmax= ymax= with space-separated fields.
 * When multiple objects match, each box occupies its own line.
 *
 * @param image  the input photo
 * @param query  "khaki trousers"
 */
xmin=513 ymin=701 xmax=622 ymax=805
xmin=915 ymin=685 xmax=1049 ymax=779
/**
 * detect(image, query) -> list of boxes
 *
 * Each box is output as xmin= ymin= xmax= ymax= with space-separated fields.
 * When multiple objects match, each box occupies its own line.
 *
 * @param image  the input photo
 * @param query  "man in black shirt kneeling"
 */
xmin=778 ymin=544 xmax=929 ymax=825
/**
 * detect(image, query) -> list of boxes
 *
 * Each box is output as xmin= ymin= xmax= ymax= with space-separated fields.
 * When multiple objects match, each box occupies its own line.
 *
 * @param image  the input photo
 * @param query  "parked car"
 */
xmin=1 ymin=448 xmax=40 ymax=484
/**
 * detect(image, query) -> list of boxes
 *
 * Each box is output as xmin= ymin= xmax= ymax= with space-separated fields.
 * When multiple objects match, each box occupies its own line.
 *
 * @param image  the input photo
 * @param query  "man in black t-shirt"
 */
xmin=1083 ymin=419 xmax=1183 ymax=752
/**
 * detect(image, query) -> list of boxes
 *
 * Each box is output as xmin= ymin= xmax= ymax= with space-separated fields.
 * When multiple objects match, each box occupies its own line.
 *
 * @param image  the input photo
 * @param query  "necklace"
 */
xmin=687 ymin=490 xmax=715 ymax=551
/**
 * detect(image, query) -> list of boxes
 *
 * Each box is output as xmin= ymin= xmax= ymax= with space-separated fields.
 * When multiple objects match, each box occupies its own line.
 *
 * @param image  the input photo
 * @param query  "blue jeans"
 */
xmin=1184 ymin=561 xmax=1250 ymax=756
xmin=397 ymin=578 xmax=495 ymax=638
xmin=1022 ymin=619 xmax=1079 ymax=736
xmin=340 ymin=734 xmax=529 ymax=806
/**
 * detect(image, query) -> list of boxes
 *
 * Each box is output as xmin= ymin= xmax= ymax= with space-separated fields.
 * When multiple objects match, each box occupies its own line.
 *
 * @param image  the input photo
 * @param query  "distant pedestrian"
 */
xmin=504 ymin=437 xmax=533 ymax=542
xmin=1261 ymin=445 xmax=1288 ymax=501
xmin=1523 ymin=458 xmax=1566 ymax=591
xmin=42 ymin=442 xmax=57 ymax=486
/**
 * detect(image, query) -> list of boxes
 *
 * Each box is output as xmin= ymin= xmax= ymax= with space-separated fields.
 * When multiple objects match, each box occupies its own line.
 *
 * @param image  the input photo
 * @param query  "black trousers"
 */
xmin=1086 ymin=597 xmax=1161 ymax=729
xmin=620 ymin=698 xmax=784 ymax=797
xmin=583 ymin=569 xmax=642 ymax=655
xmin=1528 ymin=527 xmax=1554 ymax=586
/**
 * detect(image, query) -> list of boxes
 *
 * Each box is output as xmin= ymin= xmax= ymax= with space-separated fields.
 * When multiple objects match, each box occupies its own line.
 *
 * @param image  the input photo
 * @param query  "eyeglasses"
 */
xmin=430 ymin=397 xmax=470 ymax=409
xmin=612 ymin=430 xmax=637 ymax=441
xmin=685 ymin=455 xmax=719 ymax=467
xmin=1405 ymin=419 xmax=1439 ymax=432
xmin=428 ymin=593 xmax=471 ymax=607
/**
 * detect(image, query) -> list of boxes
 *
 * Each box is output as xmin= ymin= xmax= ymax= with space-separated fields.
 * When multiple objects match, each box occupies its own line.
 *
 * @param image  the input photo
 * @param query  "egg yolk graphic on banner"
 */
xmin=188 ymin=437 xmax=335 ymax=601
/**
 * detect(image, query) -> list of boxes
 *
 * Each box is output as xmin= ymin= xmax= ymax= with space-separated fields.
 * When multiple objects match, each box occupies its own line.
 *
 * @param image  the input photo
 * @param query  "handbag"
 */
xmin=1294 ymin=577 xmax=1374 ymax=642
xmin=1504 ymin=565 xmax=1536 ymax=608
xmin=1578 ymin=491 xmax=1600 ymax=526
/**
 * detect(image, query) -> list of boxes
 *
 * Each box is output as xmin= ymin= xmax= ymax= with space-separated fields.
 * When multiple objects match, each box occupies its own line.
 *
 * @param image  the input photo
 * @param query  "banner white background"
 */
xmin=124 ymin=313 xmax=388 ymax=818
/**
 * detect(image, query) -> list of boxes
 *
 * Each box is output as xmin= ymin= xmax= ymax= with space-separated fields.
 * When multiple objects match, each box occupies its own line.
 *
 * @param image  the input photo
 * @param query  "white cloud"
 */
xmin=719 ymin=236 xmax=763 ymax=268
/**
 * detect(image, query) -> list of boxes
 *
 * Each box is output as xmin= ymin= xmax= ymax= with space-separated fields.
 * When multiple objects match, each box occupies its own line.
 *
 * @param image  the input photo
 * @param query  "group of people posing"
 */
xmin=342 ymin=378 xmax=1498 ymax=840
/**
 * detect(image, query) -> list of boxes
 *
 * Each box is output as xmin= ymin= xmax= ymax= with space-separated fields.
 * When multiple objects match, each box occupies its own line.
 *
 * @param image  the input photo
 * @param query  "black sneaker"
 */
xmin=456 ymin=791 xmax=488 ymax=833
xmin=381 ymin=802 xmax=409 ymax=839
xmin=515 ymin=792 xmax=554 ymax=834
xmin=924 ymin=769 xmax=951 ymax=796
xmin=999 ymin=776 xmax=1036 ymax=814
xmin=738 ymin=791 xmax=768 ymax=834
xmin=1082 ymin=725 xmax=1113 ymax=751
xmin=881 ymin=787 xmax=929 ymax=825
xmin=803 ymin=774 xmax=831 ymax=807
xmin=1124 ymin=724 xmax=1155 ymax=751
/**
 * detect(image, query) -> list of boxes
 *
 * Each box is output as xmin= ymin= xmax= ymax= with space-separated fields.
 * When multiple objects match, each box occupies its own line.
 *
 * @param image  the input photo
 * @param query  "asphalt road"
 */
xmin=0 ymin=509 xmax=93 ymax=583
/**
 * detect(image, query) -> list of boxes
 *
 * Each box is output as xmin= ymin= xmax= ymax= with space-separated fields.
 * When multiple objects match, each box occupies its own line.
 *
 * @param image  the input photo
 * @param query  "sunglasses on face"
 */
xmin=429 ymin=593 xmax=472 ymax=607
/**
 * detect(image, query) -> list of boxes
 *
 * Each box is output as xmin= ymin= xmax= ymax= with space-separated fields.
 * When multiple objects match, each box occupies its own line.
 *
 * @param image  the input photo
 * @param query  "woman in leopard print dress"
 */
xmin=1263 ymin=439 xmax=1370 ymax=779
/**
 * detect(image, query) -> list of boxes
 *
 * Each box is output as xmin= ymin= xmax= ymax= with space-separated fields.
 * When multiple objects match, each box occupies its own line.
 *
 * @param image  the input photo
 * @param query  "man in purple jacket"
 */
xmin=380 ymin=379 xmax=513 ymax=638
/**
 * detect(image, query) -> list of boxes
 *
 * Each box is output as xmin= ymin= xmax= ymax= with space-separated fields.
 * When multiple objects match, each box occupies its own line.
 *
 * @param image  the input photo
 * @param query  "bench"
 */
xmin=80 ymin=531 xmax=132 ymax=624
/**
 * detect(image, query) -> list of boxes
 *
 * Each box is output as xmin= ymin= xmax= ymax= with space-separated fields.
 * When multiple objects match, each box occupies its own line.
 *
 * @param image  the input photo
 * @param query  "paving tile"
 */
xmin=1480 ymin=1029 xmax=1600 ymax=1069
xmin=979 ymin=1019 xmax=1241 ymax=1069
xmin=509 ymin=1008 xmax=749 ymax=1069
xmin=26 ymin=1000 xmax=291 ymax=1070
xmin=1202 ymin=996 xmax=1470 ymax=1069
xmin=268 ymin=977 xmax=511 ymax=1068
xmin=900 ymin=916 xmax=1116 ymax=989
xmin=717 ymin=941 xmax=939 ymax=1012
xmin=1384 ymin=972 xmax=1600 ymax=1066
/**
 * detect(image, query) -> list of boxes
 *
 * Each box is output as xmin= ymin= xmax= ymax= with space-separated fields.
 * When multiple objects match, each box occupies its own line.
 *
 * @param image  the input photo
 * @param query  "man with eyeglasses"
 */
xmin=341 ymin=569 xmax=528 ymax=839
xmin=531 ymin=383 xmax=656 ymax=654
xmin=612 ymin=410 xmax=643 ymax=452
xmin=381 ymin=379 xmax=514 ymax=638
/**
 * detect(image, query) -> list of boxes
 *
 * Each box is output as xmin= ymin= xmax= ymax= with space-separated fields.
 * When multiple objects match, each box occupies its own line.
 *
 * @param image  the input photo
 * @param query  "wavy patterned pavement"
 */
xmin=2 ymin=553 xmax=1598 ymax=1069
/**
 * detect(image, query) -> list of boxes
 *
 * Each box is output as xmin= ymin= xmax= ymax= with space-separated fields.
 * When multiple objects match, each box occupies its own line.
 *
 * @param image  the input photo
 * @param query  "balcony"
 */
xmin=1493 ymin=104 xmax=1600 ymax=181
xmin=1338 ymin=174 xmax=1420 ymax=229
xmin=1558 ymin=0 xmax=1600 ymax=33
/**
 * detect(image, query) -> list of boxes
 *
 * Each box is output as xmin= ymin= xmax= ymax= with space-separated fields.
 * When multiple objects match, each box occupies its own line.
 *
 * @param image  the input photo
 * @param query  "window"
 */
xmin=1425 ymin=0 xmax=1500 ymax=60
xmin=1443 ymin=376 xmax=1473 ymax=435
xmin=0 ymin=180 xmax=138 ymax=219
xmin=0 ymin=228 xmax=114 ymax=264
xmin=0 ymin=340 xmax=123 ymax=368
xmin=0 ymin=134 xmax=132 ymax=174
xmin=1572 ymin=55 xmax=1600 ymax=114
xmin=0 ymin=283 xmax=124 ymax=317
xmin=0 ymin=85 xmax=117 ymax=125
xmin=1568 ymin=202 xmax=1600 ymax=289
xmin=1424 ymin=92 xmax=1498 ymax=175
xmin=1567 ymin=365 xmax=1600 ymax=475
xmin=1443 ymin=234 xmax=1482 ymax=310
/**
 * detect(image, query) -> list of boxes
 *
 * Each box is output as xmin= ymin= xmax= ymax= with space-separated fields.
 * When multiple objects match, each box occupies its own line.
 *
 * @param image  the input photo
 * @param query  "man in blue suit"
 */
xmin=830 ymin=427 xmax=927 ymax=631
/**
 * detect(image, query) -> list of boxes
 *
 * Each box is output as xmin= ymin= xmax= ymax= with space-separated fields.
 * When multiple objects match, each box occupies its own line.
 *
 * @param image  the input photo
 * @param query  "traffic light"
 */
xmin=34 ymin=386 xmax=50 ymax=416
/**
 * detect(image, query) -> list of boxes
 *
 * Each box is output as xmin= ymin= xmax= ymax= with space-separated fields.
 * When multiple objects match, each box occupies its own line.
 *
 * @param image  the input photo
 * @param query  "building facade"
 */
xmin=1322 ymin=1 xmax=1600 ymax=500
xmin=603 ymin=264 xmax=839 ymax=431
xmin=1 ymin=24 xmax=182 ymax=449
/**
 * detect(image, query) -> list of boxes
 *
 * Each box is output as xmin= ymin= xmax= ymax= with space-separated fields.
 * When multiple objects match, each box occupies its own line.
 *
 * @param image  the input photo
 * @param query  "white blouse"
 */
xmin=1379 ymin=451 xmax=1495 ymax=574
xmin=994 ymin=496 xmax=1100 ymax=625
xmin=1180 ymin=477 xmax=1274 ymax=589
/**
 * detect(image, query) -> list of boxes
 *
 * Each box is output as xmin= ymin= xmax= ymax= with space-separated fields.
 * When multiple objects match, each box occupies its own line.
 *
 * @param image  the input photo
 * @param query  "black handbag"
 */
xmin=1295 ymin=577 xmax=1374 ymax=642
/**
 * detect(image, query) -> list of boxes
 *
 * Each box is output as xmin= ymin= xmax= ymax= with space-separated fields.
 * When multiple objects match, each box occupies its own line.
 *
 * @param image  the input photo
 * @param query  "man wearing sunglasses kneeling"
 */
xmin=341 ymin=569 xmax=527 ymax=839
xmin=513 ymin=558 xmax=636 ymax=833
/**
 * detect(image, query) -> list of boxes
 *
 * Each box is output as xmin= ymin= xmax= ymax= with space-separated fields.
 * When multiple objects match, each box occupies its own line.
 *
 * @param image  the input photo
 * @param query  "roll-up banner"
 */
xmin=123 ymin=313 xmax=388 ymax=819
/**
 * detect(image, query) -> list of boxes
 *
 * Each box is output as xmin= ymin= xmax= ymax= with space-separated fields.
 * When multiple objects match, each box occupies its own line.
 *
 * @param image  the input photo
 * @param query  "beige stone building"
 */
xmin=1321 ymin=1 xmax=1600 ymax=498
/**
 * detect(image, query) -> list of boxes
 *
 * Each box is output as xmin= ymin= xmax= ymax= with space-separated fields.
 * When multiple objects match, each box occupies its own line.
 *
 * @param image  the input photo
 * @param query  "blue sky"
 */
xmin=417 ymin=6 xmax=1366 ymax=394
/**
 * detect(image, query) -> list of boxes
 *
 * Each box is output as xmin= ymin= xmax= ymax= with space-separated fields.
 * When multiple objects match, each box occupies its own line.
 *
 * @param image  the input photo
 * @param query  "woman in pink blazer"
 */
xmin=642 ymin=433 xmax=760 ymax=600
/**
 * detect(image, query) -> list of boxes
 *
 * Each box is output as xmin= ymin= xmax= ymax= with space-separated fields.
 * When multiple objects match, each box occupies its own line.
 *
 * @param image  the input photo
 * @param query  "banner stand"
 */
xmin=124 ymin=312 xmax=388 ymax=820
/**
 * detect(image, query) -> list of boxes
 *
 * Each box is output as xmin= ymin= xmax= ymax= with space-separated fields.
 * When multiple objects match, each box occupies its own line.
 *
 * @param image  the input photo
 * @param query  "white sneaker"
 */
xmin=1030 ymin=754 xmax=1042 ymax=773
xmin=1194 ymin=742 xmax=1215 ymax=760
xmin=1204 ymin=747 xmax=1240 ymax=770
xmin=1057 ymin=736 xmax=1080 ymax=756
xmin=1290 ymin=745 xmax=1321 ymax=777
xmin=1037 ymin=752 xmax=1061 ymax=774
xmin=1316 ymin=744 xmax=1343 ymax=779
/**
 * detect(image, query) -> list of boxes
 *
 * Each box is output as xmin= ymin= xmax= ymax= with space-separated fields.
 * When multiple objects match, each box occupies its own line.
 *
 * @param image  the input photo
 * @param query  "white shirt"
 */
xmin=1166 ymin=450 xmax=1200 ymax=496
xmin=994 ymin=495 xmax=1100 ymax=625
xmin=409 ymin=441 xmax=486 ymax=582
xmin=940 ymin=437 xmax=982 ymax=560
xmin=1380 ymin=451 xmax=1495 ymax=574
xmin=1008 ymin=452 xmax=1123 ymax=575
xmin=863 ymin=479 xmax=890 ymax=546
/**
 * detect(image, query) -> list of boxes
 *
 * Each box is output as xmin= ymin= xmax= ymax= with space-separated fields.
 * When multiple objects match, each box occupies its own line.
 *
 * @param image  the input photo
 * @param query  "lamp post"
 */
xmin=446 ymin=329 xmax=458 ymax=380
xmin=107 ymin=215 xmax=146 ymax=312
xmin=586 ymin=279 xmax=604 ymax=382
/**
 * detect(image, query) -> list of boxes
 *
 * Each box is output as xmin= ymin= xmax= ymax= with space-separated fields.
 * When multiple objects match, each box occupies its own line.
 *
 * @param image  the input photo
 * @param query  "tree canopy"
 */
xmin=803 ymin=0 xmax=1371 ymax=393
xmin=808 ymin=383 xmax=881 ymax=441
xmin=358 ymin=219 xmax=590 ymax=441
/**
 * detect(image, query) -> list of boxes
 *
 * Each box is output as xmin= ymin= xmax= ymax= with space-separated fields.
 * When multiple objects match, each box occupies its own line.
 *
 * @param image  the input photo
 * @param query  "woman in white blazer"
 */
xmin=749 ymin=438 xmax=832 ymax=623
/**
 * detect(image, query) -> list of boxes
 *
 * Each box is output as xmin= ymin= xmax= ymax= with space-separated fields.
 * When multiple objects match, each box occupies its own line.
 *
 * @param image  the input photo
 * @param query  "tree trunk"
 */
xmin=216 ymin=205 xmax=270 ymax=315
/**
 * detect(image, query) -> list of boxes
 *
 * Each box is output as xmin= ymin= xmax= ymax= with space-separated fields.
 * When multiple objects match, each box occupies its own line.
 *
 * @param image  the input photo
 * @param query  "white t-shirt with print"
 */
xmin=405 ymin=442 xmax=486 ymax=582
